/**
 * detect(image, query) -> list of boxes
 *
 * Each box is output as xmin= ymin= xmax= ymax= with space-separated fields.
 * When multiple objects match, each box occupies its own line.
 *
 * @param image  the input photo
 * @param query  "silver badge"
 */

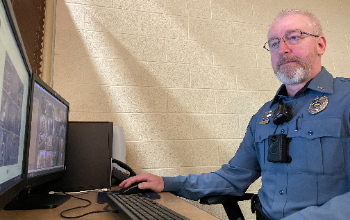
xmin=308 ymin=96 xmax=328 ymax=114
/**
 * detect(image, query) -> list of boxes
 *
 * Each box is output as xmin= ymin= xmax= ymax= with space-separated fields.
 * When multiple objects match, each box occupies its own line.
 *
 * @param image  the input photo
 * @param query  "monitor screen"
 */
xmin=0 ymin=51 xmax=27 ymax=191
xmin=27 ymin=76 xmax=68 ymax=179
xmin=0 ymin=0 xmax=31 ymax=209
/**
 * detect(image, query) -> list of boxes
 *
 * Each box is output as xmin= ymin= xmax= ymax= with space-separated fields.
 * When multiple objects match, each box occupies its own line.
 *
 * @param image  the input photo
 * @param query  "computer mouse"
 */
xmin=120 ymin=182 xmax=152 ymax=195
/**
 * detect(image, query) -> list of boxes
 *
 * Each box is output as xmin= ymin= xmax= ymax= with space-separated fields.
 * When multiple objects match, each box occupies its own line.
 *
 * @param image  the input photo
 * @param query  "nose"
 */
xmin=278 ymin=39 xmax=291 ymax=55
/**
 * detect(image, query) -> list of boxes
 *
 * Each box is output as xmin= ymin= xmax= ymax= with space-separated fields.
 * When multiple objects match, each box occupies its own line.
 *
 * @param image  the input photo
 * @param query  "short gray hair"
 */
xmin=273 ymin=9 xmax=323 ymax=36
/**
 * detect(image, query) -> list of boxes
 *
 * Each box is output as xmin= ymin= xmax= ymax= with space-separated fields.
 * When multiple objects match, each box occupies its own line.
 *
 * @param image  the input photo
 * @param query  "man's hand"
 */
xmin=119 ymin=173 xmax=165 ymax=193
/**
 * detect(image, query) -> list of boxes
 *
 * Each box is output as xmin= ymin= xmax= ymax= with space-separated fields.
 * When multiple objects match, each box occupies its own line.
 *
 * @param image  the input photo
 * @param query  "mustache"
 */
xmin=277 ymin=56 xmax=302 ymax=68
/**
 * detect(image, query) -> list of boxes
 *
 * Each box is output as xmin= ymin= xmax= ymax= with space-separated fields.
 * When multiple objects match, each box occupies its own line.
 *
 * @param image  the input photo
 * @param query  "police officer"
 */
xmin=120 ymin=9 xmax=350 ymax=220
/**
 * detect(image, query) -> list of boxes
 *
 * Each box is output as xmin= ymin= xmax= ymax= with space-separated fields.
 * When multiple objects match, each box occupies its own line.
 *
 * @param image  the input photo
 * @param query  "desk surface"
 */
xmin=0 ymin=191 xmax=218 ymax=220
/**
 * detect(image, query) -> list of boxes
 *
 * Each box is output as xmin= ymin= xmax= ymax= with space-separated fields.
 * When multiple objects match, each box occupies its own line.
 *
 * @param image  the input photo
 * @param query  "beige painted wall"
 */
xmin=52 ymin=0 xmax=350 ymax=219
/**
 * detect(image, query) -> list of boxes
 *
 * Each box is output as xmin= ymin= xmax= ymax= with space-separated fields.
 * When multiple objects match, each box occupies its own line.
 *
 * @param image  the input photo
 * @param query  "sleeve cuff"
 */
xmin=163 ymin=176 xmax=181 ymax=192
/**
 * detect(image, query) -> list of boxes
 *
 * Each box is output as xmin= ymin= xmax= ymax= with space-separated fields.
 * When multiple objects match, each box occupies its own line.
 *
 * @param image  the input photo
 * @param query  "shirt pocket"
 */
xmin=254 ymin=125 xmax=276 ymax=172
xmin=287 ymin=118 xmax=344 ymax=174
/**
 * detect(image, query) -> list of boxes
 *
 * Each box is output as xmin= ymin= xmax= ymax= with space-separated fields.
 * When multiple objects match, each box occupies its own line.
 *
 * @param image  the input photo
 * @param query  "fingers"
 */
xmin=138 ymin=176 xmax=164 ymax=193
xmin=118 ymin=173 xmax=165 ymax=193
xmin=119 ymin=174 xmax=146 ymax=188
xmin=137 ymin=174 xmax=164 ymax=192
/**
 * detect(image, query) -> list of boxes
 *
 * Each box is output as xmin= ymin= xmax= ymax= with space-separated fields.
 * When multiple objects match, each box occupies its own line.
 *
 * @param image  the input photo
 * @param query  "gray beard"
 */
xmin=276 ymin=65 xmax=311 ymax=85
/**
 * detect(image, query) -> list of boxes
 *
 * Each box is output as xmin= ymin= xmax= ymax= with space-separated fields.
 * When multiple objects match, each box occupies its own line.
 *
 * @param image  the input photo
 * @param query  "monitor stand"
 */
xmin=4 ymin=190 xmax=71 ymax=210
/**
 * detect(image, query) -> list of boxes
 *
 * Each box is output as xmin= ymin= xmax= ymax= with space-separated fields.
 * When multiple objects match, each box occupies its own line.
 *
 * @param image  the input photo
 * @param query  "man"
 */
xmin=120 ymin=9 xmax=350 ymax=220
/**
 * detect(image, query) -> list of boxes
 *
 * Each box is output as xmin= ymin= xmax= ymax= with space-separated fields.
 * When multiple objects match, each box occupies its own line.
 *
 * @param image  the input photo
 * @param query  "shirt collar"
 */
xmin=271 ymin=66 xmax=334 ymax=106
xmin=308 ymin=66 xmax=334 ymax=94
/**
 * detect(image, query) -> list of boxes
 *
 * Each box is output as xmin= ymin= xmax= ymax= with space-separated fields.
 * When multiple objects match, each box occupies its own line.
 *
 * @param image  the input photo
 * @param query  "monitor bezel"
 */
xmin=23 ymin=73 xmax=70 ymax=191
xmin=0 ymin=0 xmax=32 ymax=209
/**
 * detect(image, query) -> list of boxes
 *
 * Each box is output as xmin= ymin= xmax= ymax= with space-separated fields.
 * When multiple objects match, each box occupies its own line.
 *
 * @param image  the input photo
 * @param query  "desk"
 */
xmin=0 ymin=191 xmax=219 ymax=220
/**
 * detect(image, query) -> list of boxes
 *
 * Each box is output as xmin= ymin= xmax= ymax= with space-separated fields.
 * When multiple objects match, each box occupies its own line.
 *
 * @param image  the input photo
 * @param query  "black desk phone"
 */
xmin=111 ymin=159 xmax=136 ymax=186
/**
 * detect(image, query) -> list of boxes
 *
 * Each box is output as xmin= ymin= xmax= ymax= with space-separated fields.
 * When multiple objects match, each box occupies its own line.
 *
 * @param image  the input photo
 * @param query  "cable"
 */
xmin=60 ymin=193 xmax=118 ymax=219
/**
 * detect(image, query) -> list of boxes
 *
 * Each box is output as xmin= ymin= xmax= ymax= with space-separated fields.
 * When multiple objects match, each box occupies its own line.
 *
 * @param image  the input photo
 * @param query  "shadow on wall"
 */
xmin=53 ymin=1 xmax=242 ymax=176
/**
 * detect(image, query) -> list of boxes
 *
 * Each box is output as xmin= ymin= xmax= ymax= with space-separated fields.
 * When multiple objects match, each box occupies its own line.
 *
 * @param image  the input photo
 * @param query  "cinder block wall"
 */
xmin=53 ymin=0 xmax=350 ymax=219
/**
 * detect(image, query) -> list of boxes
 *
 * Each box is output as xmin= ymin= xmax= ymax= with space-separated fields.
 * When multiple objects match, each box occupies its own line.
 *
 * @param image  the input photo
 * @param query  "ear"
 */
xmin=317 ymin=35 xmax=326 ymax=55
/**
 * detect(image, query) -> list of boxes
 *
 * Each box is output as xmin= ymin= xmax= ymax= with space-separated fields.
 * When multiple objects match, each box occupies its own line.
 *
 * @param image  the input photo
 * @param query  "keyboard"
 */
xmin=106 ymin=193 xmax=190 ymax=220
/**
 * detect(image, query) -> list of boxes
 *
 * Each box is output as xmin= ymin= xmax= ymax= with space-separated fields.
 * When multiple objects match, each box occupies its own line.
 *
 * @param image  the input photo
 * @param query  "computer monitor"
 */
xmin=4 ymin=73 xmax=70 ymax=210
xmin=25 ymin=72 xmax=69 ymax=181
xmin=26 ymin=73 xmax=69 ymax=181
xmin=0 ymin=0 xmax=31 ymax=210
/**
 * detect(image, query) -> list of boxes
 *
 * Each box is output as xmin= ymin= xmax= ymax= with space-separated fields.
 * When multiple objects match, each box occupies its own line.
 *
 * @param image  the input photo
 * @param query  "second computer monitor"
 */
xmin=25 ymin=73 xmax=69 ymax=186
xmin=4 ymin=67 xmax=70 ymax=210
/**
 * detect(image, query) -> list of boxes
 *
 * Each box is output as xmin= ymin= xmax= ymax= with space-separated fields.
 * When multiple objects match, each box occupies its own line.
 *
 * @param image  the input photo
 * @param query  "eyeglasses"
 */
xmin=263 ymin=30 xmax=319 ymax=53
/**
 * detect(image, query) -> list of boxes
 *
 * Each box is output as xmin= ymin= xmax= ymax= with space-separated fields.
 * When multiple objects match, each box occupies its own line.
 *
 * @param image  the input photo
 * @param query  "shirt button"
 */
xmin=279 ymin=190 xmax=284 ymax=195
xmin=308 ymin=130 xmax=314 ymax=135
xmin=281 ymin=129 xmax=285 ymax=134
